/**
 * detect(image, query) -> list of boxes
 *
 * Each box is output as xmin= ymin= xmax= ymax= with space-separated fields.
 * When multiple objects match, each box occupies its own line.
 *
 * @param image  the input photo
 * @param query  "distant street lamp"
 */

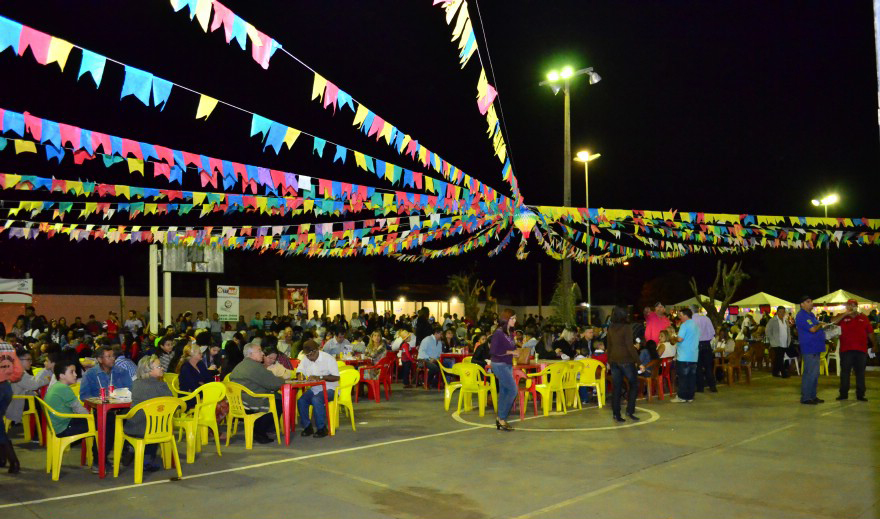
xmin=811 ymin=193 xmax=839 ymax=294
xmin=575 ymin=150 xmax=600 ymax=324
xmin=540 ymin=65 xmax=601 ymax=323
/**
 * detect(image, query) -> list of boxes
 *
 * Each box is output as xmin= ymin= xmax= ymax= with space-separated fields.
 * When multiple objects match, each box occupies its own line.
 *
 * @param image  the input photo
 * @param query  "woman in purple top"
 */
xmin=490 ymin=308 xmax=518 ymax=431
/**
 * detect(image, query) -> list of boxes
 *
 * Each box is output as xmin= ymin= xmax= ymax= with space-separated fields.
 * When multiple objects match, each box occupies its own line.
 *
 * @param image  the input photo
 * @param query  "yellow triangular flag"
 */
xmin=192 ymin=192 xmax=207 ymax=205
xmin=127 ymin=158 xmax=144 ymax=174
xmin=194 ymin=0 xmax=212 ymax=32
xmin=46 ymin=37 xmax=74 ymax=71
xmin=14 ymin=140 xmax=36 ymax=154
xmin=353 ymin=104 xmax=368 ymax=128
xmin=283 ymin=127 xmax=301 ymax=149
xmin=195 ymin=94 xmax=218 ymax=120
xmin=117 ymin=185 xmax=130 ymax=199
xmin=311 ymin=73 xmax=327 ymax=101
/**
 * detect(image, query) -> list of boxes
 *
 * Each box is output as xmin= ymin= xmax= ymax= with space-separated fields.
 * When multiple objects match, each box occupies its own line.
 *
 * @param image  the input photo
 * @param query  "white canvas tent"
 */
xmin=731 ymin=292 xmax=795 ymax=308
xmin=813 ymin=290 xmax=878 ymax=306
xmin=671 ymin=294 xmax=715 ymax=308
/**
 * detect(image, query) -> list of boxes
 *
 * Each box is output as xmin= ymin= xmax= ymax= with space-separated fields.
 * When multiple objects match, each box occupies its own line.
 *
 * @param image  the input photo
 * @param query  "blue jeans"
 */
xmin=676 ymin=361 xmax=697 ymax=400
xmin=801 ymin=353 xmax=820 ymax=402
xmin=297 ymin=389 xmax=335 ymax=431
xmin=492 ymin=363 xmax=516 ymax=421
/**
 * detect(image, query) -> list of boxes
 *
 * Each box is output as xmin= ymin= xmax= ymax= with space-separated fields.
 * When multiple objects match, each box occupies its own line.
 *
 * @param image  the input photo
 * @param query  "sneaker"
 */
xmin=686 ymin=399 xmax=694 ymax=402
xmin=300 ymin=426 xmax=315 ymax=437
xmin=670 ymin=397 xmax=688 ymax=403
xmin=801 ymin=399 xmax=818 ymax=405
xmin=612 ymin=415 xmax=625 ymax=423
xmin=813 ymin=398 xmax=825 ymax=404
xmin=626 ymin=413 xmax=640 ymax=421
xmin=313 ymin=428 xmax=329 ymax=438
xmin=90 ymin=464 xmax=100 ymax=474
xmin=857 ymin=396 xmax=868 ymax=402
xmin=836 ymin=395 xmax=848 ymax=401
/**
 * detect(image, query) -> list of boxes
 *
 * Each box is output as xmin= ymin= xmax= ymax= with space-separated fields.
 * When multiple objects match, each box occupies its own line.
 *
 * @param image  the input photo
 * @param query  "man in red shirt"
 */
xmin=832 ymin=299 xmax=876 ymax=401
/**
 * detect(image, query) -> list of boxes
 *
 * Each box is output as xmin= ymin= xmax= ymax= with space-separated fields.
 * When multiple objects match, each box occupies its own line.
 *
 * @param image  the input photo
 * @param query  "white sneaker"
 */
xmin=670 ymin=396 xmax=688 ymax=403
xmin=686 ymin=399 xmax=694 ymax=402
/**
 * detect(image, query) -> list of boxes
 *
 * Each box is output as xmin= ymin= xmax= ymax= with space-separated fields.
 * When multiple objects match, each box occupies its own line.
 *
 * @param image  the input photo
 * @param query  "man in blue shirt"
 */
xmin=417 ymin=326 xmax=443 ymax=388
xmin=80 ymin=345 xmax=134 ymax=400
xmin=795 ymin=296 xmax=827 ymax=405
xmin=672 ymin=308 xmax=699 ymax=402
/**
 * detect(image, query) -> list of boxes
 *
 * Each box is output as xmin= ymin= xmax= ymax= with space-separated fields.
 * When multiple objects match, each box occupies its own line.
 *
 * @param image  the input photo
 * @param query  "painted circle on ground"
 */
xmin=451 ymin=405 xmax=661 ymax=431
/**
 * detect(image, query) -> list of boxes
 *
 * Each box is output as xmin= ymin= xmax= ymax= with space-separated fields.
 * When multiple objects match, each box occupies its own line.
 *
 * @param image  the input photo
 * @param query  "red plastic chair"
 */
xmin=357 ymin=357 xmax=393 ymax=403
xmin=637 ymin=360 xmax=662 ymax=401
xmin=512 ymin=368 xmax=539 ymax=420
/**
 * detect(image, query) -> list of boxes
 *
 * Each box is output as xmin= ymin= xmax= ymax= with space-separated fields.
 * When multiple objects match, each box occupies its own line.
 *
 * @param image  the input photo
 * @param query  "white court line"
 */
xmin=820 ymin=402 xmax=858 ymax=417
xmin=0 ymin=425 xmax=482 ymax=510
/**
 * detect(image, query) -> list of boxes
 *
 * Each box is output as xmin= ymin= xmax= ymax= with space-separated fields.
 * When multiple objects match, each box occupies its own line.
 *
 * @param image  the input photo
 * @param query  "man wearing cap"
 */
xmin=645 ymin=302 xmax=671 ymax=345
xmin=795 ymin=296 xmax=827 ymax=405
xmin=831 ymin=299 xmax=876 ymax=401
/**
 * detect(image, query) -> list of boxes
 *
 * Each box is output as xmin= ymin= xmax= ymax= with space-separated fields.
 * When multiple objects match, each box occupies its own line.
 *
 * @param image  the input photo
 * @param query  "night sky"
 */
xmin=0 ymin=1 xmax=878 ymax=307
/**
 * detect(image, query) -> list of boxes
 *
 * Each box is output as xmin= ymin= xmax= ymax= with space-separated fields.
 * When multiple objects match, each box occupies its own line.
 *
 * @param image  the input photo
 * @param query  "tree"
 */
xmin=688 ymin=260 xmax=750 ymax=329
xmin=448 ymin=273 xmax=485 ymax=322
xmin=548 ymin=270 xmax=582 ymax=326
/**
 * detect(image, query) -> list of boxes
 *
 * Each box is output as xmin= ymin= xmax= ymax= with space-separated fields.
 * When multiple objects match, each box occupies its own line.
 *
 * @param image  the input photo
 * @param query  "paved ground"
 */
xmin=1 ymin=369 xmax=877 ymax=519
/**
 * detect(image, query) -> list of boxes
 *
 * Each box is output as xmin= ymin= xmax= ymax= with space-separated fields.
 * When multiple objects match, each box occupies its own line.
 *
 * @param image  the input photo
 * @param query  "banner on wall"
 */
xmin=216 ymin=284 xmax=239 ymax=321
xmin=0 ymin=278 xmax=33 ymax=303
xmin=286 ymin=285 xmax=309 ymax=315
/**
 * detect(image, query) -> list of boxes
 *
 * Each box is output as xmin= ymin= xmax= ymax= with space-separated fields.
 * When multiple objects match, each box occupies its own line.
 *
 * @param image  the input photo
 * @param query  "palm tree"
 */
xmin=448 ymin=273 xmax=484 ymax=322
xmin=549 ymin=270 xmax=581 ymax=326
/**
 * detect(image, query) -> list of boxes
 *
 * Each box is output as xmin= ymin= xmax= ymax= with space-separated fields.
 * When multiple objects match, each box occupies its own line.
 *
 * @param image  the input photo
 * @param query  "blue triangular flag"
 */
xmin=264 ymin=123 xmax=286 ymax=153
xmin=77 ymin=49 xmax=107 ymax=88
xmin=120 ymin=66 xmax=153 ymax=105
xmin=40 ymin=119 xmax=61 ymax=148
xmin=333 ymin=145 xmax=346 ymax=164
xmin=336 ymin=90 xmax=354 ymax=111
xmin=0 ymin=16 xmax=22 ymax=54
xmin=151 ymin=77 xmax=172 ymax=110
xmin=230 ymin=15 xmax=247 ymax=50
xmin=312 ymin=137 xmax=326 ymax=157
xmin=250 ymin=114 xmax=272 ymax=139
xmin=45 ymin=144 xmax=65 ymax=163
xmin=2 ymin=110 xmax=25 ymax=137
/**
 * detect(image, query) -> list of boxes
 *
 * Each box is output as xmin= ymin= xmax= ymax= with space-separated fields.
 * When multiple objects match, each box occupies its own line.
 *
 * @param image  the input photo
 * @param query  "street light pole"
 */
xmin=811 ymin=193 xmax=838 ymax=295
xmin=575 ymin=151 xmax=600 ymax=325
xmin=540 ymin=66 xmax=600 ymax=325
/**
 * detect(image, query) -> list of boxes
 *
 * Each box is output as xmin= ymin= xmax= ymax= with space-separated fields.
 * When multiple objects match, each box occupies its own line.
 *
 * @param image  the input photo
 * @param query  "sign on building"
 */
xmin=0 ymin=278 xmax=33 ymax=304
xmin=216 ymin=285 xmax=239 ymax=321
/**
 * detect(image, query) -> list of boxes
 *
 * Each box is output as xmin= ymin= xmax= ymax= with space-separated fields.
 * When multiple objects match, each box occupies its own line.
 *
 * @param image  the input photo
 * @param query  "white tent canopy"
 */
xmin=813 ymin=290 xmax=878 ymax=305
xmin=671 ymin=294 xmax=715 ymax=308
xmin=731 ymin=292 xmax=795 ymax=308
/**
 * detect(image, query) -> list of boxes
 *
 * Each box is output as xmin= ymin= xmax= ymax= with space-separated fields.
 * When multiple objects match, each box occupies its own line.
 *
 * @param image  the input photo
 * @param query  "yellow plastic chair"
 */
xmin=330 ymin=369 xmax=360 ymax=432
xmin=9 ymin=395 xmax=44 ymax=443
xmin=174 ymin=382 xmax=226 ymax=464
xmin=223 ymin=381 xmax=281 ymax=449
xmin=169 ymin=376 xmax=194 ymax=400
xmin=576 ymin=359 xmax=606 ymax=408
xmin=462 ymin=356 xmax=473 ymax=363
xmin=562 ymin=361 xmax=583 ymax=408
xmin=113 ymin=397 xmax=184 ymax=484
xmin=35 ymin=396 xmax=95 ymax=481
xmin=437 ymin=361 xmax=463 ymax=411
xmin=528 ymin=363 xmax=569 ymax=416
xmin=163 ymin=373 xmax=178 ymax=393
xmin=338 ymin=364 xmax=355 ymax=371
xmin=456 ymin=363 xmax=497 ymax=417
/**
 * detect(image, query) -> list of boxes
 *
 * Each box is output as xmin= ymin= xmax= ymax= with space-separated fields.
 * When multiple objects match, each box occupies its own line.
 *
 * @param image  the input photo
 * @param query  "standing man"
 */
xmin=832 ymin=299 xmax=876 ymax=401
xmin=766 ymin=307 xmax=792 ymax=378
xmin=691 ymin=305 xmax=718 ymax=393
xmin=671 ymin=308 xmax=699 ymax=403
xmin=645 ymin=302 xmax=671 ymax=345
xmin=795 ymin=296 xmax=827 ymax=405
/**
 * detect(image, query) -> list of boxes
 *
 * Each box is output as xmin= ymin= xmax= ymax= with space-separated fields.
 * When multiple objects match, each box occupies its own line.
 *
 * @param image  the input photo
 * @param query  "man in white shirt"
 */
xmin=194 ymin=311 xmax=211 ymax=331
xmin=322 ymin=330 xmax=351 ymax=357
xmin=295 ymin=340 xmax=340 ymax=438
xmin=765 ymin=306 xmax=792 ymax=378
xmin=123 ymin=310 xmax=143 ymax=335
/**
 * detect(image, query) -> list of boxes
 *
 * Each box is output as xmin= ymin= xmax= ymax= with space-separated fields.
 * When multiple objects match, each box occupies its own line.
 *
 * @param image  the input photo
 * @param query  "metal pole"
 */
xmin=562 ymin=79 xmax=572 ymax=322
xmin=371 ymin=283 xmax=378 ymax=315
xmin=275 ymin=279 xmax=282 ymax=316
xmin=148 ymin=245 xmax=158 ymax=334
xmin=537 ymin=262 xmax=543 ymax=319
xmin=163 ymin=271 xmax=172 ymax=328
xmin=585 ymin=160 xmax=591 ymax=325
xmin=205 ymin=278 xmax=210 ymax=318
xmin=339 ymin=282 xmax=345 ymax=319
xmin=825 ymin=204 xmax=830 ymax=294
xmin=119 ymin=275 xmax=126 ymax=325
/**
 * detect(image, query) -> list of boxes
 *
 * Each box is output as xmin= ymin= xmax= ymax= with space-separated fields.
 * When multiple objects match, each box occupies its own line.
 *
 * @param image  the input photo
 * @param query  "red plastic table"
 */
xmin=440 ymin=353 xmax=469 ymax=364
xmin=343 ymin=358 xmax=372 ymax=368
xmin=281 ymin=380 xmax=331 ymax=445
xmin=83 ymin=398 xmax=131 ymax=479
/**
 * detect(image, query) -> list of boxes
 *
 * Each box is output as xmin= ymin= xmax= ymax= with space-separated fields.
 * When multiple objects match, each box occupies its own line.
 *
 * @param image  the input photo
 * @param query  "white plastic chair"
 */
xmin=784 ymin=352 xmax=800 ymax=375
xmin=826 ymin=339 xmax=840 ymax=375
